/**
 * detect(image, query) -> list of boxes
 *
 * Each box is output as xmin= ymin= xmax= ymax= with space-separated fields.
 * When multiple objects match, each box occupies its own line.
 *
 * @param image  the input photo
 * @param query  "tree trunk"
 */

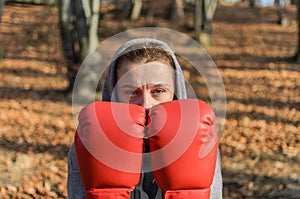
xmin=58 ymin=0 xmax=77 ymax=91
xmin=296 ymin=0 xmax=300 ymax=63
xmin=0 ymin=0 xmax=5 ymax=22
xmin=89 ymin=0 xmax=99 ymax=51
xmin=74 ymin=0 xmax=89 ymax=61
xmin=5 ymin=0 xmax=56 ymax=4
xmin=250 ymin=0 xmax=256 ymax=7
xmin=72 ymin=0 xmax=102 ymax=104
xmin=277 ymin=0 xmax=291 ymax=26
xmin=131 ymin=0 xmax=142 ymax=21
xmin=204 ymin=0 xmax=217 ymax=34
xmin=195 ymin=0 xmax=217 ymax=47
xmin=195 ymin=0 xmax=203 ymax=43
xmin=0 ymin=0 xmax=4 ymax=60
xmin=170 ymin=0 xmax=184 ymax=21
xmin=58 ymin=0 xmax=101 ymax=92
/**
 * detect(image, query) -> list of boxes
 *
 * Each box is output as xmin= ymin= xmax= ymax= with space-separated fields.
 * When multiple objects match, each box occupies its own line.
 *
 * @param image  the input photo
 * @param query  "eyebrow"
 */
xmin=119 ymin=83 xmax=173 ymax=89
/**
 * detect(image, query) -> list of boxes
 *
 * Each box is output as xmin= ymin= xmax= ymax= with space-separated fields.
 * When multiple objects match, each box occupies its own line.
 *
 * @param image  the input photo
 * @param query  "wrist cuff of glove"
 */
xmin=164 ymin=188 xmax=210 ymax=199
xmin=85 ymin=188 xmax=134 ymax=199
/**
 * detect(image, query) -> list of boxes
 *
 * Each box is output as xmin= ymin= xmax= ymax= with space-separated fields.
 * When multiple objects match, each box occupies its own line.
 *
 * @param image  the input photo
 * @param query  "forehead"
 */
xmin=116 ymin=61 xmax=174 ymax=88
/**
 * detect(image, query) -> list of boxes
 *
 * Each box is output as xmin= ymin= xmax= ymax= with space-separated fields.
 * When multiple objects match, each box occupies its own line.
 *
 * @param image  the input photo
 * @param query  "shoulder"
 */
xmin=68 ymin=144 xmax=79 ymax=171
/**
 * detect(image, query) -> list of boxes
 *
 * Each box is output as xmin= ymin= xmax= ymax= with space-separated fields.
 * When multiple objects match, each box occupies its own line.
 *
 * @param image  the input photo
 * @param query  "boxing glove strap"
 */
xmin=164 ymin=188 xmax=210 ymax=199
xmin=85 ymin=188 xmax=134 ymax=199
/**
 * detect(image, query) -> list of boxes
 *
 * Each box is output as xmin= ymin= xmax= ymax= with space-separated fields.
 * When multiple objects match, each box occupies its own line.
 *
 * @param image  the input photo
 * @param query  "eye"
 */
xmin=127 ymin=89 xmax=140 ymax=96
xmin=152 ymin=88 xmax=166 ymax=95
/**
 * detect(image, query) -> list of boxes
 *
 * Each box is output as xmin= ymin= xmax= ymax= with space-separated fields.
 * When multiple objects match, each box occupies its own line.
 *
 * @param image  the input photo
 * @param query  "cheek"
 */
xmin=165 ymin=91 xmax=175 ymax=102
xmin=155 ymin=91 xmax=174 ymax=104
xmin=116 ymin=90 xmax=138 ymax=104
xmin=116 ymin=90 xmax=128 ymax=103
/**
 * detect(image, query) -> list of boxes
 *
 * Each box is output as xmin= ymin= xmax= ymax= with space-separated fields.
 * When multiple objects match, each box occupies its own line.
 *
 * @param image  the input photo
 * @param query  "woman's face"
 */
xmin=116 ymin=60 xmax=175 ymax=109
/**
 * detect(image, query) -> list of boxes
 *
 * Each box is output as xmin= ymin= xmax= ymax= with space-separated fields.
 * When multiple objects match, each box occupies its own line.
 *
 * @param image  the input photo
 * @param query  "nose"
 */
xmin=139 ymin=92 xmax=154 ymax=109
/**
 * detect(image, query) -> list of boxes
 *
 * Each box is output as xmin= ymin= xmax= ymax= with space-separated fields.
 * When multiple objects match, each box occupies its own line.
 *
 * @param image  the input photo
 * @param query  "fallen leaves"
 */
xmin=0 ymin=1 xmax=299 ymax=199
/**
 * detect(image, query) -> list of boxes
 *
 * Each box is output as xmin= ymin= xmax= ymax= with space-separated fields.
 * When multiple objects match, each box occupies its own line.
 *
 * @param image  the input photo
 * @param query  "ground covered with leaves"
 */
xmin=0 ymin=1 xmax=299 ymax=198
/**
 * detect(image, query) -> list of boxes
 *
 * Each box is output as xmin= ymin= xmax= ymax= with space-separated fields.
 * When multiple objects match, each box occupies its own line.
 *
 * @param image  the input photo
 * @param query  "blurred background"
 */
xmin=0 ymin=0 xmax=299 ymax=198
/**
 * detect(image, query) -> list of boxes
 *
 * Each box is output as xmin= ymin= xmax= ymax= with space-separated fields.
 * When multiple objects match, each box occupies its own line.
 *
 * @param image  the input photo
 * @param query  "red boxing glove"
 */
xmin=74 ymin=102 xmax=145 ymax=199
xmin=148 ymin=99 xmax=218 ymax=199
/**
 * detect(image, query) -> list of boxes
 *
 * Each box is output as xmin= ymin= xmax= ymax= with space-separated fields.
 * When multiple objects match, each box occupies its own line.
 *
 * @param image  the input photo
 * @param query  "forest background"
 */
xmin=0 ymin=0 xmax=299 ymax=198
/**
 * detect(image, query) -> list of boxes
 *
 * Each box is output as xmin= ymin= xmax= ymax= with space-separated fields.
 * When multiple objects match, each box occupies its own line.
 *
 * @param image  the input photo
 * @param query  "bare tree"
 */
xmin=0 ymin=0 xmax=5 ymax=60
xmin=195 ymin=0 xmax=218 ymax=46
xmin=0 ymin=0 xmax=4 ymax=22
xmin=195 ymin=0 xmax=204 ymax=42
xmin=296 ymin=0 xmax=300 ymax=63
xmin=58 ymin=0 xmax=100 ymax=92
xmin=131 ymin=0 xmax=142 ymax=20
xmin=170 ymin=0 xmax=185 ymax=21
xmin=277 ymin=0 xmax=291 ymax=26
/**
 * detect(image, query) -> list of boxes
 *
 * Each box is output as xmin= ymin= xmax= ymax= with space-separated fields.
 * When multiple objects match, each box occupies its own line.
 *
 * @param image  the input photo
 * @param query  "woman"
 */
xmin=68 ymin=38 xmax=223 ymax=199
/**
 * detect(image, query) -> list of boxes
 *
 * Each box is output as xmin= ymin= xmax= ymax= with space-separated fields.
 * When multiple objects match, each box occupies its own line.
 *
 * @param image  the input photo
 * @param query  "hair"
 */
xmin=115 ymin=42 xmax=174 ymax=70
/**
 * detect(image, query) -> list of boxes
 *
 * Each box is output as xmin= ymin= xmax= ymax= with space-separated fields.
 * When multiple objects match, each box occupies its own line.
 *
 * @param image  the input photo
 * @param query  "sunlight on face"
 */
xmin=116 ymin=61 xmax=175 ymax=109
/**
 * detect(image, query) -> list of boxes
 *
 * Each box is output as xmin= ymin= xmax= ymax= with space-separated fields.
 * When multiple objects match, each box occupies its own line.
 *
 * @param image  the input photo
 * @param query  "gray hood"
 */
xmin=102 ymin=38 xmax=187 ymax=101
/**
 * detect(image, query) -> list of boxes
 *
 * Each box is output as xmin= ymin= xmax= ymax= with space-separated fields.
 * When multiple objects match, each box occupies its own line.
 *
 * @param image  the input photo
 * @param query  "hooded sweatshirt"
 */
xmin=67 ymin=38 xmax=223 ymax=199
